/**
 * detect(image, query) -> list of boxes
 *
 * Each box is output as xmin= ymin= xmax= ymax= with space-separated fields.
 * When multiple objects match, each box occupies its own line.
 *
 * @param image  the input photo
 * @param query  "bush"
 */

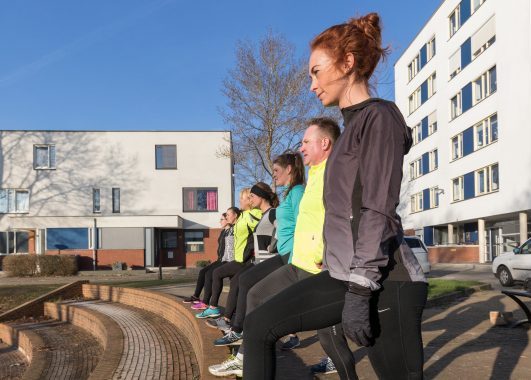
xmin=195 ymin=260 xmax=211 ymax=268
xmin=39 ymin=255 xmax=78 ymax=276
xmin=2 ymin=254 xmax=78 ymax=277
xmin=3 ymin=255 xmax=38 ymax=277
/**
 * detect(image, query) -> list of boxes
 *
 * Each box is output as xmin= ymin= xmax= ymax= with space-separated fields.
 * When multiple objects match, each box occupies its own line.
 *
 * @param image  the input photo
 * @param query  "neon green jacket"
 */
xmin=234 ymin=208 xmax=262 ymax=263
xmin=290 ymin=159 xmax=326 ymax=274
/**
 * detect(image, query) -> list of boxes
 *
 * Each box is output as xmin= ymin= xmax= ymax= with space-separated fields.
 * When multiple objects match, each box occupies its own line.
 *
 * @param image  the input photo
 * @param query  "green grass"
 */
xmin=99 ymin=277 xmax=195 ymax=289
xmin=428 ymin=279 xmax=481 ymax=299
xmin=0 ymin=284 xmax=62 ymax=314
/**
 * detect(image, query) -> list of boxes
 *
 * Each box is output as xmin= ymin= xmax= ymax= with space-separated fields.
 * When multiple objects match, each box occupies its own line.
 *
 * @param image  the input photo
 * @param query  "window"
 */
xmin=410 ymin=158 xmax=422 ymax=180
xmin=93 ymin=188 xmax=101 ymax=213
xmin=428 ymin=112 xmax=437 ymax=136
xmin=33 ymin=145 xmax=56 ymax=169
xmin=183 ymin=188 xmax=218 ymax=212
xmin=408 ymin=54 xmax=420 ymax=81
xmin=184 ymin=231 xmax=204 ymax=253
xmin=429 ymin=149 xmax=438 ymax=171
xmin=475 ymin=163 xmax=499 ymax=195
xmin=46 ymin=228 xmax=89 ymax=250
xmin=112 ymin=188 xmax=120 ymax=213
xmin=412 ymin=123 xmax=422 ymax=145
xmin=451 ymin=134 xmax=463 ymax=160
xmin=408 ymin=88 xmax=421 ymax=114
xmin=453 ymin=176 xmax=464 ymax=201
xmin=427 ymin=37 xmax=436 ymax=61
xmin=430 ymin=187 xmax=440 ymax=208
xmin=472 ymin=0 xmax=486 ymax=13
xmin=472 ymin=66 xmax=497 ymax=105
xmin=449 ymin=6 xmax=461 ymax=37
xmin=410 ymin=192 xmax=423 ymax=213
xmin=0 ymin=231 xmax=29 ymax=254
xmin=428 ymin=73 xmax=437 ymax=97
xmin=451 ymin=93 xmax=462 ymax=119
xmin=0 ymin=189 xmax=29 ymax=214
xmin=161 ymin=230 xmax=178 ymax=249
xmin=155 ymin=145 xmax=177 ymax=170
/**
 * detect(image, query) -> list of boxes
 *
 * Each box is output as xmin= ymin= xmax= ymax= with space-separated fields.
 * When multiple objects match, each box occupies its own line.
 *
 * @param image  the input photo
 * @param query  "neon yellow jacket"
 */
xmin=290 ymin=159 xmax=326 ymax=274
xmin=234 ymin=208 xmax=262 ymax=263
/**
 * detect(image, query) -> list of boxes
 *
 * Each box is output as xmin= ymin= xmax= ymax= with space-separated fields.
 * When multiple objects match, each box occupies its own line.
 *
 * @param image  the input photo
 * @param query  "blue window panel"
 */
xmin=460 ymin=0 xmax=471 ymax=25
xmin=421 ymin=117 xmax=429 ymax=139
xmin=423 ymin=226 xmax=434 ymax=246
xmin=47 ymin=228 xmax=89 ymax=250
xmin=420 ymin=45 xmax=428 ymax=68
xmin=462 ymin=127 xmax=474 ymax=156
xmin=423 ymin=188 xmax=431 ymax=210
xmin=420 ymin=80 xmax=428 ymax=103
xmin=421 ymin=153 xmax=429 ymax=174
xmin=460 ymin=38 xmax=472 ymax=68
xmin=464 ymin=222 xmax=478 ymax=244
xmin=462 ymin=83 xmax=473 ymax=112
xmin=463 ymin=172 xmax=475 ymax=200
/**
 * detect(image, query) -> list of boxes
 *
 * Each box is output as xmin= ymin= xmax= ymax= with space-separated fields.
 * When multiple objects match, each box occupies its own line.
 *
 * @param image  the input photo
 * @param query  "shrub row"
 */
xmin=2 ymin=254 xmax=79 ymax=277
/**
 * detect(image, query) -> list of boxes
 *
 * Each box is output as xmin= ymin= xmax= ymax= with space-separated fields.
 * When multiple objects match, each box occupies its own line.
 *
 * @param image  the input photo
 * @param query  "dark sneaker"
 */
xmin=310 ymin=357 xmax=337 ymax=374
xmin=205 ymin=318 xmax=231 ymax=333
xmin=280 ymin=335 xmax=300 ymax=350
xmin=182 ymin=295 xmax=200 ymax=304
xmin=214 ymin=330 xmax=243 ymax=346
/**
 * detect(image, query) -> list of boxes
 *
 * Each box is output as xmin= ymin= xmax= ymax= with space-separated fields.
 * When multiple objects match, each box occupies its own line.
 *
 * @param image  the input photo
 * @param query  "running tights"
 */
xmin=193 ymin=260 xmax=225 ymax=304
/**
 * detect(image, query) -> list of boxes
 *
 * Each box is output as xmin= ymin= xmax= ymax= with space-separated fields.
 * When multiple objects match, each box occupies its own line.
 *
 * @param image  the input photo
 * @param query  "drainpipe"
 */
xmin=93 ymin=218 xmax=97 ymax=271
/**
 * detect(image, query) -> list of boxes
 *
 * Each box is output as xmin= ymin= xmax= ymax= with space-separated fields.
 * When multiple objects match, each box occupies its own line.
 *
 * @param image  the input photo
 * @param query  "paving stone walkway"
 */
xmin=74 ymin=300 xmax=200 ymax=380
xmin=0 ymin=342 xmax=27 ymax=380
xmin=7 ymin=320 xmax=102 ymax=380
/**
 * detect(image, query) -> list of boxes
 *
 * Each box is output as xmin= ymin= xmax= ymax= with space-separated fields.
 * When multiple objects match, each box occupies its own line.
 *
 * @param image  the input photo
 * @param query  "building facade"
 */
xmin=0 ymin=130 xmax=233 ymax=269
xmin=395 ymin=0 xmax=531 ymax=262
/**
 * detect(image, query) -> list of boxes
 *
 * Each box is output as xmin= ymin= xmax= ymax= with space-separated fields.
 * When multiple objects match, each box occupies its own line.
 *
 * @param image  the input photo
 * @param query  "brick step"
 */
xmin=0 ymin=341 xmax=27 ymax=380
xmin=46 ymin=300 xmax=200 ymax=379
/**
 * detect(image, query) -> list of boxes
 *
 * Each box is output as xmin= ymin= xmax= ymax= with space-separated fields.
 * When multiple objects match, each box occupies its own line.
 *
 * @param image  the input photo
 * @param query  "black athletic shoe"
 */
xmin=182 ymin=295 xmax=200 ymax=304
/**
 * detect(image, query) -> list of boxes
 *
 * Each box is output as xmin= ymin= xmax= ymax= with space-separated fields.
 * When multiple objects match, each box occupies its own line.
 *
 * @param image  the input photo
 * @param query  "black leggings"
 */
xmin=243 ymin=270 xmax=427 ymax=380
xmin=210 ymin=261 xmax=245 ymax=307
xmin=223 ymin=261 xmax=254 ymax=319
xmin=193 ymin=261 xmax=226 ymax=304
xmin=231 ymin=254 xmax=289 ymax=333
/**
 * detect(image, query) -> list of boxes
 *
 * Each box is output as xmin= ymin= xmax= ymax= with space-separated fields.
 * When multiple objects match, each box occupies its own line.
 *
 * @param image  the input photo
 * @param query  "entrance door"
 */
xmin=488 ymin=228 xmax=502 ymax=261
xmin=155 ymin=229 xmax=184 ymax=267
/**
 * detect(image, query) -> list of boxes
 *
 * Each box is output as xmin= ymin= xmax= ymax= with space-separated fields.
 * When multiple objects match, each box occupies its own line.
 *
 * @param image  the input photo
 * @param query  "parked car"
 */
xmin=492 ymin=238 xmax=531 ymax=286
xmin=404 ymin=236 xmax=431 ymax=274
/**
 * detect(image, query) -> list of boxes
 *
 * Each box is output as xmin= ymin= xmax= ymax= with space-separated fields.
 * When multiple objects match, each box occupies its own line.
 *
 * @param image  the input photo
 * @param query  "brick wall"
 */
xmin=185 ymin=228 xmax=220 ymax=268
xmin=428 ymin=245 xmax=480 ymax=263
xmin=45 ymin=249 xmax=144 ymax=270
xmin=81 ymin=284 xmax=209 ymax=379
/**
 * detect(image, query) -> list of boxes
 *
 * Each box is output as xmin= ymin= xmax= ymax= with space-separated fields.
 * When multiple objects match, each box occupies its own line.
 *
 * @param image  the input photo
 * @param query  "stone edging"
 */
xmin=81 ymin=284 xmax=212 ymax=379
xmin=43 ymin=301 xmax=124 ymax=380
xmin=426 ymin=283 xmax=492 ymax=308
xmin=0 ymin=323 xmax=47 ymax=380
xmin=0 ymin=280 xmax=88 ymax=322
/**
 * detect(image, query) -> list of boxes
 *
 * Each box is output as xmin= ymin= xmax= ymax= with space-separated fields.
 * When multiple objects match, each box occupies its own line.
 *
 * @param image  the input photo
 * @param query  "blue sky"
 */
xmin=0 ymin=0 xmax=441 ymax=131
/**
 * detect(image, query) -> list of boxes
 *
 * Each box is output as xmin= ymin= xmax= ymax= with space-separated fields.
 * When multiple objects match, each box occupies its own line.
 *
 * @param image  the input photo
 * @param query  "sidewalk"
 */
xmin=155 ymin=284 xmax=531 ymax=379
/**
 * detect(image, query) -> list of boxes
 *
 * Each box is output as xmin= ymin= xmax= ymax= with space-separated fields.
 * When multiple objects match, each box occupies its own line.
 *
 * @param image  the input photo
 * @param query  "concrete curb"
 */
xmin=426 ymin=283 xmax=492 ymax=308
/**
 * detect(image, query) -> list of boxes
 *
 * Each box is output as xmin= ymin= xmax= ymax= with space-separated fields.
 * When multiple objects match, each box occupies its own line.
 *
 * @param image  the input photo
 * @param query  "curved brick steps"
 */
xmin=0 ymin=341 xmax=27 ymax=380
xmin=1 ymin=319 xmax=102 ymax=380
xmin=47 ymin=300 xmax=200 ymax=379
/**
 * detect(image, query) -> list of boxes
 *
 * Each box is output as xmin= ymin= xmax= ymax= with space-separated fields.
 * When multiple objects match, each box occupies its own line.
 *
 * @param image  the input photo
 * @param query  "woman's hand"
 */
xmin=342 ymin=283 xmax=373 ymax=347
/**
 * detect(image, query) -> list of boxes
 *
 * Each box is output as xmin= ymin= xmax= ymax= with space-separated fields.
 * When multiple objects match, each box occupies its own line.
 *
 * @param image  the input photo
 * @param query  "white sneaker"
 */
xmin=208 ymin=355 xmax=243 ymax=377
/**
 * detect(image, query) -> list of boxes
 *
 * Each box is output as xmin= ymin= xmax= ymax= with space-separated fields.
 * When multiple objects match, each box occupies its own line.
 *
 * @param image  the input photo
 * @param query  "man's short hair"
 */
xmin=306 ymin=117 xmax=341 ymax=144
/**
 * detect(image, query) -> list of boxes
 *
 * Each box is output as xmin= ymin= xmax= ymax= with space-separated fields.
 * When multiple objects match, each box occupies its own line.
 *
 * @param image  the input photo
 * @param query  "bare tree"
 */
xmin=219 ymin=31 xmax=333 ymax=187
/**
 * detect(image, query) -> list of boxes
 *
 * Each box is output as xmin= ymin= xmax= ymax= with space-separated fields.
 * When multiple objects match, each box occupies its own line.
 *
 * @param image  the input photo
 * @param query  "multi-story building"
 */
xmin=395 ymin=0 xmax=531 ymax=263
xmin=0 ymin=130 xmax=233 ymax=269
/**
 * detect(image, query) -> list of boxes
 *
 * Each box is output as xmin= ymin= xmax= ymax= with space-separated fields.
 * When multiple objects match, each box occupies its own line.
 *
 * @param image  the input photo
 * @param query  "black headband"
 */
xmin=250 ymin=185 xmax=271 ymax=201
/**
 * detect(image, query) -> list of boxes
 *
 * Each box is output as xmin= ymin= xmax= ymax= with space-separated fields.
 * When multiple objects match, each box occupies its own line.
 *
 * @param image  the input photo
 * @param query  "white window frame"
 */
xmin=449 ymin=5 xmax=461 ymax=37
xmin=429 ymin=149 xmax=438 ymax=172
xmin=427 ymin=36 xmax=436 ymax=61
xmin=428 ymin=72 xmax=437 ymax=98
xmin=475 ymin=163 xmax=499 ymax=195
xmin=451 ymin=133 xmax=463 ymax=161
xmin=411 ymin=192 xmax=424 ymax=213
xmin=472 ymin=65 xmax=496 ymax=105
xmin=112 ymin=188 xmax=120 ymax=213
xmin=408 ymin=54 xmax=420 ymax=81
xmin=428 ymin=120 xmax=437 ymax=136
xmin=452 ymin=176 xmax=464 ymax=201
xmin=0 ymin=189 xmax=30 ymax=214
xmin=430 ymin=187 xmax=440 ymax=208
xmin=412 ymin=123 xmax=422 ymax=145
xmin=93 ymin=188 xmax=101 ymax=213
xmin=473 ymin=35 xmax=495 ymax=59
xmin=409 ymin=88 xmax=421 ymax=114
xmin=33 ymin=144 xmax=56 ymax=170
xmin=450 ymin=92 xmax=462 ymax=120
xmin=472 ymin=0 xmax=486 ymax=13
xmin=410 ymin=158 xmax=422 ymax=180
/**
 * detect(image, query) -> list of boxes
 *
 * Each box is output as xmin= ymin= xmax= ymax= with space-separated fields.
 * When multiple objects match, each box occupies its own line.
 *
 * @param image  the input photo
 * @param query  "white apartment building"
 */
xmin=395 ymin=0 xmax=531 ymax=263
xmin=0 ymin=130 xmax=233 ymax=269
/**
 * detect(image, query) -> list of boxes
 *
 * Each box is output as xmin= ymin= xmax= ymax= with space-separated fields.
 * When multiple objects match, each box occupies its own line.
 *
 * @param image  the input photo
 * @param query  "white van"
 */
xmin=404 ymin=236 xmax=431 ymax=275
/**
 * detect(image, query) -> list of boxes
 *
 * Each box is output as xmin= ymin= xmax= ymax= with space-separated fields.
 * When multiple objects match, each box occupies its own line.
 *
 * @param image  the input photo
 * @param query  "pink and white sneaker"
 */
xmin=191 ymin=302 xmax=208 ymax=310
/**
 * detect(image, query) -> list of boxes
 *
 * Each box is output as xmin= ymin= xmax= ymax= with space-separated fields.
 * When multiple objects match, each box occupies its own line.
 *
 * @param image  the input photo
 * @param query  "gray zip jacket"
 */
xmin=322 ymin=98 xmax=426 ymax=290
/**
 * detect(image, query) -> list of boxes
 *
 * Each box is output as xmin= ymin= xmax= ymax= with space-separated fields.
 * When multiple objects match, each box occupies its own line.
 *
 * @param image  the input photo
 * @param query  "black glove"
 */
xmin=342 ymin=282 xmax=373 ymax=347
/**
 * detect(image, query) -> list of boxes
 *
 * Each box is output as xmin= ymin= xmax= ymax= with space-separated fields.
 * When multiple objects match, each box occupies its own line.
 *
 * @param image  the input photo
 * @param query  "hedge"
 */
xmin=2 ymin=254 xmax=79 ymax=277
